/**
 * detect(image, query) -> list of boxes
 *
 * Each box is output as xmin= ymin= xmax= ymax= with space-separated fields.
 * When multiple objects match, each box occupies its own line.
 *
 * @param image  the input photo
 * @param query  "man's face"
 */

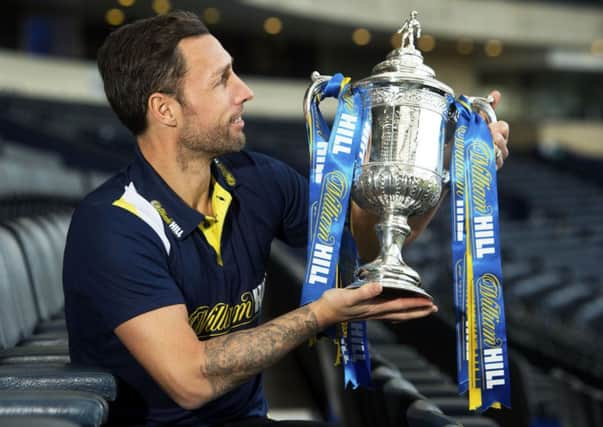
xmin=176 ymin=35 xmax=254 ymax=157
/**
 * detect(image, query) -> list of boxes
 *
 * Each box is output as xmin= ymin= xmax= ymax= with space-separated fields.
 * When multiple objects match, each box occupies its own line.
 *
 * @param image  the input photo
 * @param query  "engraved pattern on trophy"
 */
xmin=369 ymin=86 xmax=400 ymax=108
xmin=352 ymin=164 xmax=441 ymax=216
xmin=369 ymin=86 xmax=448 ymax=113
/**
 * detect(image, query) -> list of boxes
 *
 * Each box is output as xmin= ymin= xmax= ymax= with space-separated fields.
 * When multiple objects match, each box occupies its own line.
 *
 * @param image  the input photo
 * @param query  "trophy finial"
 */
xmin=397 ymin=10 xmax=421 ymax=50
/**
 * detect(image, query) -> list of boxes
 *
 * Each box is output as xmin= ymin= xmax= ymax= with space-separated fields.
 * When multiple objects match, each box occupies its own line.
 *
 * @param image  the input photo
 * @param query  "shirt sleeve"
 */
xmin=63 ymin=202 xmax=184 ymax=332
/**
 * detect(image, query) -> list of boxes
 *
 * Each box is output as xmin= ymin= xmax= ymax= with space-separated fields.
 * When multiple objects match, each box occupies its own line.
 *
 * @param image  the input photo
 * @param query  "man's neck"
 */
xmin=137 ymin=136 xmax=214 ymax=217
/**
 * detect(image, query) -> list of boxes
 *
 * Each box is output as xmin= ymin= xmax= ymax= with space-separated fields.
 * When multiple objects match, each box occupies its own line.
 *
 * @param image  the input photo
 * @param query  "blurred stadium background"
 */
xmin=0 ymin=1 xmax=602 ymax=426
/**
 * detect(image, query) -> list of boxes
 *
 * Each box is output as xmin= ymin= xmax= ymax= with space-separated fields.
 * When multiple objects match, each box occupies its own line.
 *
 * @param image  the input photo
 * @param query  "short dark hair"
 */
xmin=97 ymin=11 xmax=209 ymax=136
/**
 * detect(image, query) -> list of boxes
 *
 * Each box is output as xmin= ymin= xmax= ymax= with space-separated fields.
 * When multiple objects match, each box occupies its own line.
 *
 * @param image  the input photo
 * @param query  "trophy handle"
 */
xmin=466 ymin=95 xmax=498 ymax=123
xmin=303 ymin=71 xmax=332 ymax=121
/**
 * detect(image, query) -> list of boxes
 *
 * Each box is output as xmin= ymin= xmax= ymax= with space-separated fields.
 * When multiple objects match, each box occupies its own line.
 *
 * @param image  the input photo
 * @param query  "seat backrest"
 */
xmin=38 ymin=215 xmax=72 ymax=313
xmin=0 ymin=226 xmax=38 ymax=344
xmin=49 ymin=212 xmax=72 ymax=238
xmin=0 ymin=415 xmax=79 ymax=427
xmin=0 ymin=254 xmax=21 ymax=349
xmin=0 ymin=390 xmax=108 ymax=427
xmin=0 ymin=324 xmax=5 ymax=351
xmin=37 ymin=217 xmax=66 ymax=277
xmin=4 ymin=218 xmax=64 ymax=321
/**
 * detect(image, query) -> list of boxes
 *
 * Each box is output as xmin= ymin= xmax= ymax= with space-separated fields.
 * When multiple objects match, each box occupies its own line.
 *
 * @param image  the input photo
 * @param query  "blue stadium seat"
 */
xmin=0 ymin=390 xmax=108 ymax=427
xmin=0 ymin=415 xmax=80 ymax=427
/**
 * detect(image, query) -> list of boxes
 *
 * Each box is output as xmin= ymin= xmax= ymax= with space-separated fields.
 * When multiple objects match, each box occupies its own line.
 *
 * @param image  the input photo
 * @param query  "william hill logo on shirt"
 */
xmin=151 ymin=200 xmax=184 ymax=238
xmin=188 ymin=278 xmax=265 ymax=339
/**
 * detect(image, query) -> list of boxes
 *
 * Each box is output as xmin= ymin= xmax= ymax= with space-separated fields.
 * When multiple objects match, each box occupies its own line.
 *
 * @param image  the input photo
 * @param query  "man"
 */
xmin=63 ymin=11 xmax=509 ymax=427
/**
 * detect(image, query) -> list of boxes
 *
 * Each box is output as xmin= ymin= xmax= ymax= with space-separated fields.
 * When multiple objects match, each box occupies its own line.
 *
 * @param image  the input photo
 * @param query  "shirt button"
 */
xmin=202 ymin=220 xmax=210 ymax=228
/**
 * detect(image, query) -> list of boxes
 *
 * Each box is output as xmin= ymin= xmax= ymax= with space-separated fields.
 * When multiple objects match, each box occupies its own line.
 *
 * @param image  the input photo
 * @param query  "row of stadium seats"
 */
xmin=0 ymin=210 xmax=116 ymax=426
xmin=0 ymin=141 xmax=109 ymax=200
xmin=0 ymin=95 xmax=131 ymax=173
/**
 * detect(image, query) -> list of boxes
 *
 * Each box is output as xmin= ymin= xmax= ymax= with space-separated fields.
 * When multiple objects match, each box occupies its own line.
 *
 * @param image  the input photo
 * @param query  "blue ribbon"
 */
xmin=301 ymin=73 xmax=372 ymax=389
xmin=450 ymin=95 xmax=511 ymax=411
xmin=450 ymin=96 xmax=469 ymax=395
xmin=337 ymin=230 xmax=372 ymax=388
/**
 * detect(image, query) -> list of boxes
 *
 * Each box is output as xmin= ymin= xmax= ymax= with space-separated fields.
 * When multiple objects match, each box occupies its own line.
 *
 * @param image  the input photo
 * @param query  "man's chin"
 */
xmin=228 ymin=133 xmax=246 ymax=152
xmin=211 ymin=135 xmax=246 ymax=158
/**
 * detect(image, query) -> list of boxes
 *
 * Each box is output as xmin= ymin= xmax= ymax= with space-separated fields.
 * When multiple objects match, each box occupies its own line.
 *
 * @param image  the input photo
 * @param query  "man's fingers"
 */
xmin=370 ymin=305 xmax=437 ymax=321
xmin=488 ymin=90 xmax=502 ymax=109
xmin=344 ymin=283 xmax=436 ymax=318
xmin=491 ymin=121 xmax=510 ymax=143
xmin=349 ymin=283 xmax=432 ymax=308
xmin=489 ymin=120 xmax=510 ymax=170
xmin=348 ymin=282 xmax=383 ymax=304
xmin=370 ymin=301 xmax=438 ymax=319
xmin=371 ymin=295 xmax=435 ymax=313
xmin=493 ymin=132 xmax=509 ymax=157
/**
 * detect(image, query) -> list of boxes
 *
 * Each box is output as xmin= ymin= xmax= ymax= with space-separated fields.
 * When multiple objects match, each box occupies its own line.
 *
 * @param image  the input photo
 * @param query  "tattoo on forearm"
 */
xmin=202 ymin=305 xmax=319 ymax=398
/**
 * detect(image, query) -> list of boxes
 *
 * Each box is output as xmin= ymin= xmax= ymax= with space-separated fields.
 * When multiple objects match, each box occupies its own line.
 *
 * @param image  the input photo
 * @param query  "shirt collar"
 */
xmin=129 ymin=145 xmax=238 ymax=240
xmin=211 ymin=157 xmax=241 ymax=191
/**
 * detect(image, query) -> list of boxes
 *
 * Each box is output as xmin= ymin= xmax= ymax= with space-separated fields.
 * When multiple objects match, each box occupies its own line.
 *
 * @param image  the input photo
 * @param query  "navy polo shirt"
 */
xmin=63 ymin=147 xmax=308 ymax=426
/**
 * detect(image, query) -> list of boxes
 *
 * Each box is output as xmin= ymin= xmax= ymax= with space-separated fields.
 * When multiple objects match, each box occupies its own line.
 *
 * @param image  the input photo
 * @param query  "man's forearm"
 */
xmin=200 ymin=303 xmax=320 ymax=399
xmin=186 ymin=280 xmax=430 ymax=408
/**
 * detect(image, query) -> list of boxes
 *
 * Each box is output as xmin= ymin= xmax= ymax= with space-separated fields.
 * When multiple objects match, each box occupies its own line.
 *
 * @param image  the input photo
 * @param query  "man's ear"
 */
xmin=147 ymin=92 xmax=179 ymax=128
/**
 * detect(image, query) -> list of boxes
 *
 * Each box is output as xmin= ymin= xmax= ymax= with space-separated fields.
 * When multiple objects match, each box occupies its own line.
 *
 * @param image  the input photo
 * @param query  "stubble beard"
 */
xmin=178 ymin=117 xmax=246 ymax=169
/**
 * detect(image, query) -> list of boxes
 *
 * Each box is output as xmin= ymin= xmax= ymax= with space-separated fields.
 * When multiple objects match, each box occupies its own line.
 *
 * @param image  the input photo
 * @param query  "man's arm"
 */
xmin=115 ymin=282 xmax=435 ymax=410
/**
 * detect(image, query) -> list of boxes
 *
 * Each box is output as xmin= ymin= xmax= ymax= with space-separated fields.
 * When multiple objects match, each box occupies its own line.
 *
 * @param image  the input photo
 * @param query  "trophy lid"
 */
xmin=356 ymin=11 xmax=454 ymax=96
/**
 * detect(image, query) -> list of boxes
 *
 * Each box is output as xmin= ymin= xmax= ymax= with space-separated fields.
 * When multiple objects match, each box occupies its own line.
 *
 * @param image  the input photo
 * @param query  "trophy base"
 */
xmin=347 ymin=266 xmax=433 ymax=300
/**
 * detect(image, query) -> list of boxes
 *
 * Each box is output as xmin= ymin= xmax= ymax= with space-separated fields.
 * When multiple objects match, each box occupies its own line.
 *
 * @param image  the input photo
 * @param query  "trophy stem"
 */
xmin=379 ymin=210 xmax=411 ymax=266
xmin=349 ymin=209 xmax=432 ymax=300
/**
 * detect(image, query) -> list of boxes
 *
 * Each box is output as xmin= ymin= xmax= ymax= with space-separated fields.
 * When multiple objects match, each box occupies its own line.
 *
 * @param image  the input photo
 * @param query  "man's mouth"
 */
xmin=231 ymin=114 xmax=244 ymax=128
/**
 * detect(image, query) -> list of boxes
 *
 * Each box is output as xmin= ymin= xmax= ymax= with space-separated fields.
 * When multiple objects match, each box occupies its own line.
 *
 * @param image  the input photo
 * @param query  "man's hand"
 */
xmin=486 ymin=90 xmax=510 ymax=170
xmin=445 ymin=90 xmax=510 ymax=172
xmin=311 ymin=282 xmax=437 ymax=328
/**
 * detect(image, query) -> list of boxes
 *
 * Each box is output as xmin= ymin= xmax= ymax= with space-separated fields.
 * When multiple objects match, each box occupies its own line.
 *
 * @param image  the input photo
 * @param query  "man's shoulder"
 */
xmin=70 ymin=170 xmax=166 ymax=248
xmin=65 ymin=191 xmax=170 ymax=284
xmin=73 ymin=172 xmax=129 ymax=225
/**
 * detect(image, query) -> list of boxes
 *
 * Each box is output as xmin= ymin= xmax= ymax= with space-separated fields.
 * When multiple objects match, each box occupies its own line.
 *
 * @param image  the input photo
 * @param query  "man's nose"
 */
xmin=235 ymin=74 xmax=254 ymax=103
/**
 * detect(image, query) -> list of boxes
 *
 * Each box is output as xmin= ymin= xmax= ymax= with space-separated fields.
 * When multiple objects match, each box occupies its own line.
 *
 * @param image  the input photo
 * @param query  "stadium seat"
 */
xmin=0 ymin=390 xmax=108 ymax=427
xmin=0 ymin=222 xmax=68 ymax=354
xmin=405 ymin=399 xmax=461 ymax=427
xmin=0 ymin=365 xmax=116 ymax=402
xmin=0 ymin=415 xmax=80 ymax=427
xmin=2 ymin=218 xmax=65 ymax=322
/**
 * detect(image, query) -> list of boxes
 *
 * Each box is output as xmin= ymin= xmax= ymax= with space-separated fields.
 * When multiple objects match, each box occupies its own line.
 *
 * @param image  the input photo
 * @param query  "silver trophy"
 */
xmin=304 ymin=11 xmax=497 ymax=299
